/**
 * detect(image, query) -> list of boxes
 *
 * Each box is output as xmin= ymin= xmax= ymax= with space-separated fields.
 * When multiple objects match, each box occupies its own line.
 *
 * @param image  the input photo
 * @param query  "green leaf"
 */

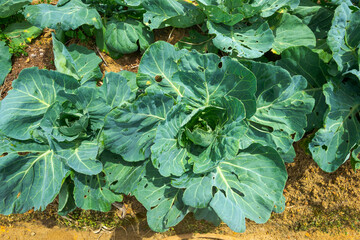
xmin=58 ymin=178 xmax=76 ymax=216
xmin=351 ymin=145 xmax=360 ymax=171
xmin=240 ymin=61 xmax=315 ymax=162
xmin=0 ymin=151 xmax=69 ymax=214
xmin=4 ymin=21 xmax=42 ymax=46
xmin=150 ymin=104 xmax=190 ymax=177
xmin=0 ymin=68 xmax=80 ymax=140
xmin=74 ymin=172 xmax=122 ymax=212
xmin=105 ymin=18 xmax=154 ymax=54
xmin=52 ymin=34 xmax=102 ymax=84
xmin=254 ymin=0 xmax=300 ymax=18
xmin=276 ymin=46 xmax=329 ymax=131
xmin=197 ymin=0 xmax=244 ymax=25
xmin=0 ymin=41 xmax=12 ymax=85
xmin=176 ymin=52 xmax=257 ymax=117
xmin=271 ymin=13 xmax=316 ymax=54
xmin=327 ymin=3 xmax=360 ymax=71
xmin=142 ymin=0 xmax=205 ymax=30
xmin=24 ymin=0 xmax=102 ymax=31
xmin=137 ymin=41 xmax=187 ymax=96
xmin=309 ymin=80 xmax=360 ymax=172
xmin=104 ymin=90 xmax=174 ymax=162
xmin=207 ymin=21 xmax=274 ymax=59
xmin=209 ymin=144 xmax=287 ymax=232
xmin=57 ymin=140 xmax=103 ymax=175
xmin=175 ymin=30 xmax=218 ymax=54
xmin=101 ymin=151 xmax=147 ymax=194
xmin=0 ymin=0 xmax=31 ymax=18
xmin=101 ymin=72 xmax=136 ymax=109
xmin=134 ymin=162 xmax=189 ymax=232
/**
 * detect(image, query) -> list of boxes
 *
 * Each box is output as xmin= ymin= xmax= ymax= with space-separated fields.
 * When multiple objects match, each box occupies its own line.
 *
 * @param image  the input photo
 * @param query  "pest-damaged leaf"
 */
xmin=134 ymin=162 xmax=189 ymax=232
xmin=276 ymin=46 xmax=329 ymax=131
xmin=327 ymin=3 xmax=360 ymax=71
xmin=142 ymin=0 xmax=205 ymax=30
xmin=309 ymin=80 xmax=360 ymax=172
xmin=241 ymin=61 xmax=315 ymax=162
xmin=24 ymin=0 xmax=102 ymax=31
xmin=207 ymin=20 xmax=274 ymax=59
xmin=270 ymin=13 xmax=316 ymax=54
xmin=74 ymin=172 xmax=123 ymax=212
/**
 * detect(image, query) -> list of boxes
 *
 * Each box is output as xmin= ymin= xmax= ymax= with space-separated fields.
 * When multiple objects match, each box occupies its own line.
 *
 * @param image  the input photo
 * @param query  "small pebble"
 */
xmin=31 ymin=232 xmax=36 ymax=236
xmin=30 ymin=54 xmax=37 ymax=58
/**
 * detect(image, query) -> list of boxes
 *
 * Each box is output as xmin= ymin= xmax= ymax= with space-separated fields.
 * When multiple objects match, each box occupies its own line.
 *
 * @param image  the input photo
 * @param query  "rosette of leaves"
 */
xmin=102 ymin=41 xmax=314 ymax=232
xmin=0 ymin=68 xmax=136 ymax=215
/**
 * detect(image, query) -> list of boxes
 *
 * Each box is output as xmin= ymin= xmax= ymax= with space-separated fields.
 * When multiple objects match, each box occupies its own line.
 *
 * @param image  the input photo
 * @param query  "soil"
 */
xmin=1 ymin=28 xmax=360 ymax=240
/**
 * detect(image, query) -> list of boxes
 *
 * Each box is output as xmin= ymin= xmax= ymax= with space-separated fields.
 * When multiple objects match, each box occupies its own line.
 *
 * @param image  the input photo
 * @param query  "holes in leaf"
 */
xmin=228 ymin=47 xmax=232 ymax=51
xmin=315 ymin=112 xmax=319 ymax=116
xmin=231 ymin=188 xmax=244 ymax=197
xmin=220 ymin=189 xmax=227 ymax=197
xmin=84 ymin=195 xmax=87 ymax=199
xmin=88 ymin=189 xmax=90 ymax=193
xmin=144 ymin=183 xmax=148 ymax=188
xmin=356 ymin=111 xmax=360 ymax=122
xmin=218 ymin=62 xmax=223 ymax=69
xmin=212 ymin=186 xmax=217 ymax=196
xmin=349 ymin=116 xmax=352 ymax=120
xmin=155 ymin=75 xmax=162 ymax=82
xmin=322 ymin=145 xmax=328 ymax=151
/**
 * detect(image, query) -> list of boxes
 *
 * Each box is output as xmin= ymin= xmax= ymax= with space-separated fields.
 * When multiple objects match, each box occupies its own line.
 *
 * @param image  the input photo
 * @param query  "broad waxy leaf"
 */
xmin=0 ymin=151 xmax=69 ymax=214
xmin=101 ymin=151 xmax=147 ymax=194
xmin=253 ymin=0 xmax=300 ymax=18
xmin=309 ymin=80 xmax=360 ymax=172
xmin=105 ymin=18 xmax=154 ymax=54
xmin=0 ymin=0 xmax=31 ymax=18
xmin=52 ymin=35 xmax=102 ymax=84
xmin=150 ymin=104 xmax=190 ymax=177
xmin=24 ymin=0 xmax=102 ymax=31
xmin=276 ymin=46 xmax=329 ymax=130
xmin=3 ymin=22 xmax=42 ymax=46
xmin=209 ymin=144 xmax=287 ymax=232
xmin=197 ymin=0 xmax=244 ymax=25
xmin=327 ymin=3 xmax=360 ymax=71
xmin=175 ymin=30 xmax=218 ymax=54
xmin=0 ymin=68 xmax=80 ymax=140
xmin=58 ymin=178 xmax=76 ymax=216
xmin=57 ymin=140 xmax=103 ymax=175
xmin=142 ymin=0 xmax=205 ymax=30
xmin=104 ymin=90 xmax=174 ymax=162
xmin=134 ymin=162 xmax=189 ymax=232
xmin=241 ymin=61 xmax=315 ymax=162
xmin=101 ymin=72 xmax=136 ymax=109
xmin=74 ymin=172 xmax=123 ymax=212
xmin=271 ymin=13 xmax=316 ymax=54
xmin=176 ymin=52 xmax=257 ymax=117
xmin=207 ymin=21 xmax=274 ymax=59
xmin=0 ymin=41 xmax=12 ymax=85
xmin=137 ymin=41 xmax=187 ymax=96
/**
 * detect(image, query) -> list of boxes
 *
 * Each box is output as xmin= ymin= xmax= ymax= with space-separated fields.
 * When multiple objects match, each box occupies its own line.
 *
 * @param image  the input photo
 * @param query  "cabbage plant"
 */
xmin=102 ymin=41 xmax=314 ymax=232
